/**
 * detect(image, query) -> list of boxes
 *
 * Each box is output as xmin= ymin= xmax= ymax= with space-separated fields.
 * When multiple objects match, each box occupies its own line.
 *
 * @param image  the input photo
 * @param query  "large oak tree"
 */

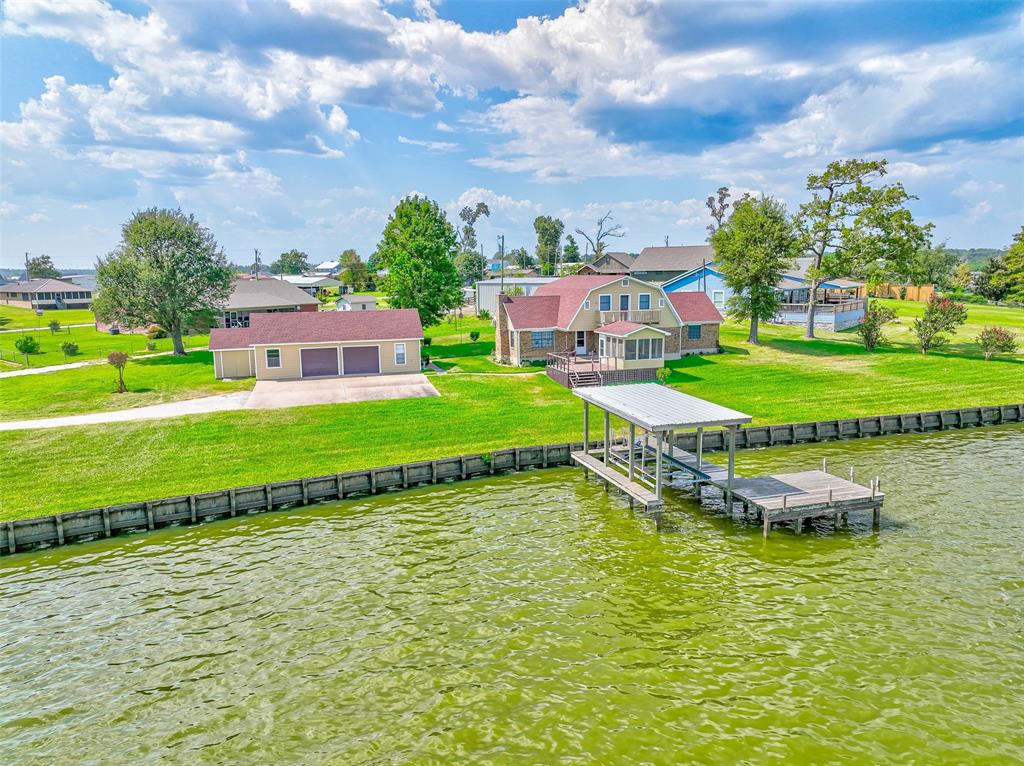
xmin=94 ymin=208 xmax=234 ymax=356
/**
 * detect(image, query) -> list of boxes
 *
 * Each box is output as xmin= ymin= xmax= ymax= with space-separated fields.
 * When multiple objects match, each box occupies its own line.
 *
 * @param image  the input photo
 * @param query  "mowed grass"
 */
xmin=0 ymin=300 xmax=1021 ymax=521
xmin=0 ymin=352 xmax=252 ymax=420
xmin=426 ymin=314 xmax=537 ymax=374
xmin=0 ymin=324 xmax=208 ymax=366
xmin=874 ymin=298 xmax=1024 ymax=352
xmin=0 ymin=305 xmax=96 ymax=329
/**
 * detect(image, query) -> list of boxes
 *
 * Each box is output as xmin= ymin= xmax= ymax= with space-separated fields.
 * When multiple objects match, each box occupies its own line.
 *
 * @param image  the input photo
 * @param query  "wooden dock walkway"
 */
xmin=572 ymin=452 xmax=663 ymax=510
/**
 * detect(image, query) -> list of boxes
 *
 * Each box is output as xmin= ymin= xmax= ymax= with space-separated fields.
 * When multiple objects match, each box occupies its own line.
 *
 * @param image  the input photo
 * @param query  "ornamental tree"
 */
xmin=48 ymin=319 xmax=61 ymax=334
xmin=108 ymin=351 xmax=129 ymax=393
xmin=796 ymin=158 xmax=931 ymax=338
xmin=94 ymin=208 xmax=235 ymax=356
xmin=910 ymin=295 xmax=967 ymax=353
xmin=976 ymin=326 xmax=1018 ymax=360
xmin=15 ymin=335 xmax=40 ymax=354
xmin=373 ymin=195 xmax=462 ymax=327
xmin=854 ymin=301 xmax=898 ymax=352
xmin=711 ymin=195 xmax=799 ymax=345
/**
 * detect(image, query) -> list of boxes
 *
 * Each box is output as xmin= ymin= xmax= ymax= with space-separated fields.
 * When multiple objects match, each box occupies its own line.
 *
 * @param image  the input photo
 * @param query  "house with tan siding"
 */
xmin=209 ymin=309 xmax=423 ymax=380
xmin=495 ymin=274 xmax=722 ymax=388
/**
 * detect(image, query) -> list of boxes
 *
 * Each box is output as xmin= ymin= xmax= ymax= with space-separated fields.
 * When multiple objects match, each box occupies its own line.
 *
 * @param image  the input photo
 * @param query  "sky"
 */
xmin=1 ymin=0 xmax=1022 ymax=269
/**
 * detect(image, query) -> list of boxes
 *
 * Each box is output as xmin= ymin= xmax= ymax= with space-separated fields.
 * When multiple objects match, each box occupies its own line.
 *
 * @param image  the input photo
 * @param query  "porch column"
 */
xmin=603 ymin=409 xmax=610 ymax=466
xmin=583 ymin=401 xmax=590 ymax=452
xmin=628 ymin=422 xmax=636 ymax=481
xmin=655 ymin=430 xmax=664 ymax=499
xmin=726 ymin=425 xmax=736 ymax=509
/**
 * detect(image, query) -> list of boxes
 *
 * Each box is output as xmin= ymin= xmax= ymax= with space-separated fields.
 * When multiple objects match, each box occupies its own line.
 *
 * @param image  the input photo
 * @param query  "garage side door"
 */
xmin=342 ymin=346 xmax=380 ymax=375
xmin=300 ymin=347 xmax=340 ymax=377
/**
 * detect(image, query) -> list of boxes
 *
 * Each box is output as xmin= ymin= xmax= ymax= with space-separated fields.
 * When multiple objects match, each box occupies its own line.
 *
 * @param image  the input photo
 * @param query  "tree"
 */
xmin=26 ymin=255 xmax=61 ymax=279
xmin=338 ymin=249 xmax=370 ymax=291
xmin=454 ymin=251 xmax=484 ymax=285
xmin=575 ymin=211 xmax=624 ymax=259
xmin=269 ymin=249 xmax=310 ymax=275
xmin=48 ymin=319 xmax=61 ymax=335
xmin=711 ymin=196 xmax=799 ymax=344
xmin=705 ymin=186 xmax=731 ymax=238
xmin=458 ymin=202 xmax=490 ymax=253
xmin=108 ymin=351 xmax=129 ymax=393
xmin=907 ymin=244 xmax=959 ymax=288
xmin=796 ymin=159 xmax=931 ymax=338
xmin=855 ymin=301 xmax=898 ymax=352
xmin=507 ymin=247 xmax=534 ymax=269
xmin=910 ymin=295 xmax=967 ymax=353
xmin=533 ymin=215 xmax=564 ymax=275
xmin=974 ymin=256 xmax=1010 ymax=301
xmin=93 ymin=208 xmax=235 ymax=356
xmin=950 ymin=262 xmax=973 ymax=291
xmin=505 ymin=285 xmax=525 ymax=297
xmin=976 ymin=326 xmax=1018 ymax=360
xmin=373 ymin=195 xmax=462 ymax=327
xmin=15 ymin=335 xmax=39 ymax=354
xmin=563 ymin=234 xmax=581 ymax=263
xmin=991 ymin=226 xmax=1024 ymax=303
xmin=60 ymin=340 xmax=79 ymax=358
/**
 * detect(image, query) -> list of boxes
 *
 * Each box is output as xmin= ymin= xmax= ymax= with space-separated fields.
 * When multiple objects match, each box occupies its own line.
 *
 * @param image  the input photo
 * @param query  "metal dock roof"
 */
xmin=572 ymin=383 xmax=752 ymax=431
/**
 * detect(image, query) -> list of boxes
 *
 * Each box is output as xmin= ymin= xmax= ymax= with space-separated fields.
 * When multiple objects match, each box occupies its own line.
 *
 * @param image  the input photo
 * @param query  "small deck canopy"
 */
xmin=572 ymin=383 xmax=751 ymax=431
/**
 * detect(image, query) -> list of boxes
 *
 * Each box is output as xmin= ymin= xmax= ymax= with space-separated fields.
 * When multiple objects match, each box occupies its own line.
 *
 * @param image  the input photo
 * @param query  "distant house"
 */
xmin=495 ymin=274 xmax=722 ymax=387
xmin=0 ymin=279 xmax=93 ymax=310
xmin=662 ymin=256 xmax=866 ymax=330
xmin=629 ymin=245 xmax=715 ymax=283
xmin=67 ymin=274 xmax=98 ymax=292
xmin=313 ymin=260 xmax=340 ymax=275
xmin=337 ymin=294 xmax=377 ymax=311
xmin=576 ymin=251 xmax=635 ymax=275
xmin=220 ymin=278 xmax=321 ymax=328
xmin=209 ymin=310 xmax=423 ymax=380
xmin=474 ymin=276 xmax=559 ymax=316
xmin=269 ymin=274 xmax=343 ymax=296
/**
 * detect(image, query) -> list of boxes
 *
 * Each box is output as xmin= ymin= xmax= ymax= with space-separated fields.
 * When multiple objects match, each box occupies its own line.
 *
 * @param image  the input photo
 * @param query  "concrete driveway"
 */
xmin=245 ymin=373 xmax=439 ymax=409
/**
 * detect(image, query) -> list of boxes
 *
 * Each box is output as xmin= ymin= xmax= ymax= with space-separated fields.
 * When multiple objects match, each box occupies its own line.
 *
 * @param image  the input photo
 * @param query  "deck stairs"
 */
xmin=569 ymin=370 xmax=602 ymax=388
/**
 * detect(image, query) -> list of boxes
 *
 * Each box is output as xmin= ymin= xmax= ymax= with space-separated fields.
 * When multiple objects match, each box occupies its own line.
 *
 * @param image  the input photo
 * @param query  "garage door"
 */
xmin=342 ymin=346 xmax=380 ymax=375
xmin=300 ymin=347 xmax=339 ymax=378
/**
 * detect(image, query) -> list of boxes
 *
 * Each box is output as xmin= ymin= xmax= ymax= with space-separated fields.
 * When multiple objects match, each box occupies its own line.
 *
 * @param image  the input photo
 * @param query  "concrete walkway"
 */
xmin=0 ymin=347 xmax=208 ymax=378
xmin=0 ymin=322 xmax=94 ymax=333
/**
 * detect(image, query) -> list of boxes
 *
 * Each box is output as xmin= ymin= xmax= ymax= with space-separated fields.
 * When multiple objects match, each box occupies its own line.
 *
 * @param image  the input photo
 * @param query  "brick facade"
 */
xmin=674 ymin=323 xmax=720 ymax=355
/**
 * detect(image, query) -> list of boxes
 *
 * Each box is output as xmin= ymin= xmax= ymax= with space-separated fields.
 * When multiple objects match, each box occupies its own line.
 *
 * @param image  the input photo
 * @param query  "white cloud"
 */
xmin=397 ymin=135 xmax=459 ymax=152
xmin=968 ymin=200 xmax=992 ymax=222
xmin=434 ymin=120 xmax=455 ymax=132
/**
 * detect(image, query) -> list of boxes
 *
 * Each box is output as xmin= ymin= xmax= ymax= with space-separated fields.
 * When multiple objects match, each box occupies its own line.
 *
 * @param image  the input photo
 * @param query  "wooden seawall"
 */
xmin=3 ymin=403 xmax=1021 ymax=555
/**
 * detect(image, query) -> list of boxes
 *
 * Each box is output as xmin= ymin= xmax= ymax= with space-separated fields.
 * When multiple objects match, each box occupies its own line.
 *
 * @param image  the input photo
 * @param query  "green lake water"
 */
xmin=2 ymin=425 xmax=1023 ymax=764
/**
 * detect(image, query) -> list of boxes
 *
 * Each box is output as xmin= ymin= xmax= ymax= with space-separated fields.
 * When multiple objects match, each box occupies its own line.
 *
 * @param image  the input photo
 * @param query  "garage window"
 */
xmin=395 ymin=343 xmax=407 ymax=365
xmin=265 ymin=348 xmax=281 ymax=368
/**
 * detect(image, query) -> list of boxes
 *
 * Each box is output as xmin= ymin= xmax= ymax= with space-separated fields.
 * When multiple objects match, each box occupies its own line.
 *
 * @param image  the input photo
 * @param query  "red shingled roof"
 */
xmin=502 ymin=295 xmax=560 ymax=329
xmin=209 ymin=309 xmax=423 ymax=350
xmin=595 ymin=321 xmax=668 ymax=337
xmin=532 ymin=275 xmax=628 ymax=327
xmin=667 ymin=292 xmax=724 ymax=323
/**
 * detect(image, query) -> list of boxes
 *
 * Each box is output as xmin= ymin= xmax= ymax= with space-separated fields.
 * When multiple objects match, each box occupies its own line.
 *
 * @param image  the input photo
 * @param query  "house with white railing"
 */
xmin=495 ymin=275 xmax=723 ymax=388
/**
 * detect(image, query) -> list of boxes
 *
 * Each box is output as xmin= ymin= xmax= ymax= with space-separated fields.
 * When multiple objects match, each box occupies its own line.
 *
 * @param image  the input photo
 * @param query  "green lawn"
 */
xmin=874 ymin=298 xmax=1024 ymax=352
xmin=0 ymin=300 xmax=1020 ymax=521
xmin=0 ymin=324 xmax=208 ymax=366
xmin=0 ymin=352 xmax=251 ymax=420
xmin=426 ymin=314 xmax=537 ymax=374
xmin=0 ymin=304 xmax=97 ymax=329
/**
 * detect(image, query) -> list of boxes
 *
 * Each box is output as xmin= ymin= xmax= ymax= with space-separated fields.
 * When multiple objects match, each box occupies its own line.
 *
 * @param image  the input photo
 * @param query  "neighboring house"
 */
xmin=209 ymin=309 xmax=423 ymax=381
xmin=575 ymin=251 xmax=636 ymax=275
xmin=337 ymin=294 xmax=377 ymax=311
xmin=662 ymin=256 xmax=866 ymax=330
xmin=313 ymin=260 xmax=340 ymax=275
xmin=220 ymin=277 xmax=320 ymax=328
xmin=67 ymin=274 xmax=98 ymax=292
xmin=629 ymin=245 xmax=715 ymax=283
xmin=475 ymin=276 xmax=559 ymax=316
xmin=495 ymin=274 xmax=723 ymax=388
xmin=0 ymin=279 xmax=93 ymax=310
xmin=269 ymin=274 xmax=343 ymax=296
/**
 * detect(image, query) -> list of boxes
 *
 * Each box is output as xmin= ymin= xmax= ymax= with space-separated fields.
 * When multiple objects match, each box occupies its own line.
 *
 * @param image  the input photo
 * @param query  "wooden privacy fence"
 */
xmin=857 ymin=283 xmax=935 ymax=302
xmin=3 ymin=403 xmax=1021 ymax=555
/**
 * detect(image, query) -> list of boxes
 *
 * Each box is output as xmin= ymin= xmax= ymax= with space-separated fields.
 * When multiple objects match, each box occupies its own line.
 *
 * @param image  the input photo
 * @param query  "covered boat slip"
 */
xmin=571 ymin=384 xmax=885 ymax=537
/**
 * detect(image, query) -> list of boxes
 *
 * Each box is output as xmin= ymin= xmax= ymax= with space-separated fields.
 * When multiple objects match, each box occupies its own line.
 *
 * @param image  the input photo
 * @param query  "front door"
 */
xmin=575 ymin=331 xmax=587 ymax=355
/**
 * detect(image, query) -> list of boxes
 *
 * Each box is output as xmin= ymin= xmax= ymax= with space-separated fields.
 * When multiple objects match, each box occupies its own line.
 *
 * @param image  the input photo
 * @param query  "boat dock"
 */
xmin=571 ymin=384 xmax=885 ymax=537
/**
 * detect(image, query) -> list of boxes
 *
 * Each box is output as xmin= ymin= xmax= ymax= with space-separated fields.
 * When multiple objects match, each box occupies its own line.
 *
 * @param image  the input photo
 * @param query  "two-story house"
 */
xmin=495 ymin=275 xmax=723 ymax=387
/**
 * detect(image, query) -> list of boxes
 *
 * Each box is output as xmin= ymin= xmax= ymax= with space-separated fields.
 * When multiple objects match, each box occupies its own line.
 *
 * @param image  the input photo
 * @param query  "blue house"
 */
xmin=662 ymin=258 xmax=866 ymax=331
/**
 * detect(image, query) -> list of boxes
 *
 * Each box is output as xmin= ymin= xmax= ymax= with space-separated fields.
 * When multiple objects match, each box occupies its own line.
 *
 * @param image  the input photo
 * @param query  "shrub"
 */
xmin=14 ymin=335 xmax=40 ymax=354
xmin=478 ymin=309 xmax=491 ymax=320
xmin=977 ymin=326 xmax=1018 ymax=360
xmin=60 ymin=340 xmax=80 ymax=357
xmin=469 ymin=330 xmax=480 ymax=342
xmin=146 ymin=325 xmax=168 ymax=340
xmin=107 ymin=351 xmax=130 ymax=393
xmin=422 ymin=353 xmax=430 ymax=366
xmin=422 ymin=336 xmax=432 ymax=347
xmin=656 ymin=367 xmax=671 ymax=384
xmin=854 ymin=300 xmax=898 ymax=352
xmin=48 ymin=319 xmax=61 ymax=334
xmin=146 ymin=340 xmax=157 ymax=351
xmin=910 ymin=295 xmax=967 ymax=354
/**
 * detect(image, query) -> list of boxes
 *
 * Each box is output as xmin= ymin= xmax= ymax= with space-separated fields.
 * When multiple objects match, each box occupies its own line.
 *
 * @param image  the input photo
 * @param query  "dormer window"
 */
xmin=621 ymin=279 xmax=629 ymax=286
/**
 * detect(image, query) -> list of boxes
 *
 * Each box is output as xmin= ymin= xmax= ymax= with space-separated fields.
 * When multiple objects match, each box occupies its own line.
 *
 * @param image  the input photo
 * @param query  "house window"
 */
xmin=638 ymin=338 xmax=651 ymax=359
xmin=265 ymin=348 xmax=281 ymax=368
xmin=638 ymin=293 xmax=651 ymax=310
xmin=659 ymin=298 xmax=665 ymax=307
xmin=510 ymin=332 xmax=515 ymax=348
xmin=651 ymin=338 xmax=663 ymax=358
xmin=712 ymin=290 xmax=725 ymax=309
xmin=621 ymin=279 xmax=629 ymax=286
xmin=395 ymin=343 xmax=407 ymax=365
xmin=625 ymin=340 xmax=637 ymax=360
xmin=599 ymin=336 xmax=606 ymax=357
xmin=584 ymin=300 xmax=591 ymax=310
xmin=688 ymin=324 xmax=702 ymax=340
xmin=598 ymin=294 xmax=611 ymax=311
xmin=531 ymin=331 xmax=554 ymax=348
xmin=619 ymin=294 xmax=630 ymax=311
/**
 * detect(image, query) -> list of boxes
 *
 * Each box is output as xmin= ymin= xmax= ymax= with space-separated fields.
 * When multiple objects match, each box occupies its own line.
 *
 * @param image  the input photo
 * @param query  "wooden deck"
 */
xmin=572 ymin=452 xmax=663 ymax=510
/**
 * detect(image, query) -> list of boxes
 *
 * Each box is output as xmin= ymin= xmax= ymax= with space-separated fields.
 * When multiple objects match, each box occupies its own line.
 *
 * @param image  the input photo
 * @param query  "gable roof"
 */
xmin=209 ymin=309 xmax=423 ymax=350
xmin=667 ymin=292 xmax=725 ymax=323
xmin=631 ymin=245 xmax=714 ymax=274
xmin=224 ymin=278 xmax=320 ymax=310
xmin=2 ymin=278 xmax=84 ymax=293
xmin=503 ymin=295 xmax=560 ymax=329
xmin=533 ymin=274 xmax=627 ymax=327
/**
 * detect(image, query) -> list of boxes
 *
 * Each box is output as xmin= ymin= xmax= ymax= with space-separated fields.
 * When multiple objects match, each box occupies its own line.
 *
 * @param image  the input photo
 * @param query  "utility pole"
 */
xmin=253 ymin=248 xmax=261 ymax=280
xmin=498 ymin=235 xmax=505 ymax=295
xmin=480 ymin=242 xmax=485 ymax=281
xmin=664 ymin=235 xmax=669 ymax=247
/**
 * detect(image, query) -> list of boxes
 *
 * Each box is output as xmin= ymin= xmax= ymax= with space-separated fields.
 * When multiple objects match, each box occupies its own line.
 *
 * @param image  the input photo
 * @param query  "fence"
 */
xmin=3 ymin=403 xmax=1021 ymax=555
xmin=857 ymin=283 xmax=936 ymax=302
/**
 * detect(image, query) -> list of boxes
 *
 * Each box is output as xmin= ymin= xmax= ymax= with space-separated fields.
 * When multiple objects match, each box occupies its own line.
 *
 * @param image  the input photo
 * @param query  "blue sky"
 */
xmin=1 ymin=0 xmax=1022 ymax=269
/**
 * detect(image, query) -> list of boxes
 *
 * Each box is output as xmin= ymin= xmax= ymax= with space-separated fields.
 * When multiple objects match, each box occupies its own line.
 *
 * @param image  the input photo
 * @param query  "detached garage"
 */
xmin=209 ymin=309 xmax=423 ymax=381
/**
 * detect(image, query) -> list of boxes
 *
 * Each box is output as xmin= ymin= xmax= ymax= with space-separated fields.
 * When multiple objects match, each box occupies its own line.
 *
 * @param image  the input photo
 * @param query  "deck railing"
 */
xmin=776 ymin=299 xmax=866 ymax=315
xmin=599 ymin=310 xmax=661 ymax=325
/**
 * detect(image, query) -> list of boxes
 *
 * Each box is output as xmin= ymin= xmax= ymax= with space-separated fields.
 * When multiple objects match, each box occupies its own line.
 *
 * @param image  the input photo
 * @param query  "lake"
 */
xmin=2 ymin=425 xmax=1022 ymax=764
